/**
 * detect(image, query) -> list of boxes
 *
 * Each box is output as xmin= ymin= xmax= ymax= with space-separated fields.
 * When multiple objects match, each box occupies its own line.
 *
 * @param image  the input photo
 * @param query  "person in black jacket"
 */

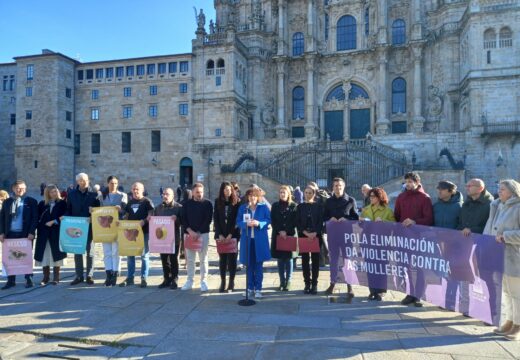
xmin=271 ymin=185 xmax=298 ymax=291
xmin=153 ymin=187 xmax=182 ymax=289
xmin=323 ymin=177 xmax=358 ymax=297
xmin=0 ymin=180 xmax=39 ymax=290
xmin=297 ymin=186 xmax=324 ymax=294
xmin=213 ymin=182 xmax=241 ymax=292
xmin=34 ymin=185 xmax=67 ymax=285
xmin=66 ymin=173 xmax=100 ymax=286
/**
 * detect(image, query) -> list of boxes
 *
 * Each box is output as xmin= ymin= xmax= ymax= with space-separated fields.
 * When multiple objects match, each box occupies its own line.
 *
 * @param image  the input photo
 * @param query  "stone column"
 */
xmin=411 ymin=44 xmax=425 ymax=133
xmin=342 ymin=81 xmax=351 ymax=141
xmin=376 ymin=48 xmax=390 ymax=135
xmin=411 ymin=0 xmax=422 ymax=40
xmin=307 ymin=0 xmax=316 ymax=52
xmin=278 ymin=0 xmax=287 ymax=55
xmin=377 ymin=0 xmax=388 ymax=44
xmin=305 ymin=55 xmax=318 ymax=138
xmin=276 ymin=59 xmax=289 ymax=137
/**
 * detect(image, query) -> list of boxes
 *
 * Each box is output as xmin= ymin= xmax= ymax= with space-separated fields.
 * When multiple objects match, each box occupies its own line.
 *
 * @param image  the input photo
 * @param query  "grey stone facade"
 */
xmin=0 ymin=0 xmax=519 ymax=198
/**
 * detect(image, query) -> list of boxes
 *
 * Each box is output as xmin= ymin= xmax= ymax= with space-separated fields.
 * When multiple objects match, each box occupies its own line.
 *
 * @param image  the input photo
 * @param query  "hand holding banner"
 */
xmin=59 ymin=216 xmax=90 ymax=254
xmin=149 ymin=216 xmax=176 ymax=254
xmin=2 ymin=238 xmax=33 ymax=276
xmin=118 ymin=220 xmax=144 ymax=256
xmin=92 ymin=206 xmax=119 ymax=243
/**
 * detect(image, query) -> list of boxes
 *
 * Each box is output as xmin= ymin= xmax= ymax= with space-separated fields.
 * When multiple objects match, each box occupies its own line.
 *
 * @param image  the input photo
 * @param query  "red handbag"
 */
xmin=276 ymin=235 xmax=297 ymax=252
xmin=216 ymin=238 xmax=238 ymax=254
xmin=298 ymin=237 xmax=320 ymax=253
xmin=184 ymin=234 xmax=202 ymax=251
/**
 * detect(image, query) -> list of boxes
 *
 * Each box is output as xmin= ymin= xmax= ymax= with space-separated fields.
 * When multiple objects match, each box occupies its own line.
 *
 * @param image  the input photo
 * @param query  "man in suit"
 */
xmin=0 ymin=180 xmax=39 ymax=289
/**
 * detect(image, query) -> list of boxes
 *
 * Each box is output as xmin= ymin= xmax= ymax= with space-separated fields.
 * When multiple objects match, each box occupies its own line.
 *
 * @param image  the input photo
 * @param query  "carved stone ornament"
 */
xmin=323 ymin=98 xmax=344 ymax=111
xmin=427 ymin=85 xmax=444 ymax=119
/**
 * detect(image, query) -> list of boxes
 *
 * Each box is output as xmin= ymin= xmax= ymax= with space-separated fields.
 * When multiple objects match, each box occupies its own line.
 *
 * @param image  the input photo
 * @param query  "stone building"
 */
xmin=0 ymin=0 xmax=519 ymax=200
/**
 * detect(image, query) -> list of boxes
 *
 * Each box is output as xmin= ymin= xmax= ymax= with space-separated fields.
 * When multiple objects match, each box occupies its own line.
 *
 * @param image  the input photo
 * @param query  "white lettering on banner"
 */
xmin=345 ymin=232 xmax=436 ymax=255
xmin=346 ymin=259 xmax=410 ymax=278
xmin=152 ymin=219 xmax=172 ymax=225
xmin=65 ymin=218 xmax=87 ymax=224
xmin=6 ymin=241 xmax=29 ymax=247
xmin=94 ymin=209 xmax=116 ymax=215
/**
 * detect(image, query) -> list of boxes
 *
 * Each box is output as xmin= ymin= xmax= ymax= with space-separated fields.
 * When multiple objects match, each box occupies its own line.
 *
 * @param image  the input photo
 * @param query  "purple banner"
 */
xmin=327 ymin=220 xmax=505 ymax=325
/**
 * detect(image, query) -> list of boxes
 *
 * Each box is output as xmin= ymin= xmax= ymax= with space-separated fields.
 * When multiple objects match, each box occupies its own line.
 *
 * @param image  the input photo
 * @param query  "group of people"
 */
xmin=0 ymin=171 xmax=519 ymax=341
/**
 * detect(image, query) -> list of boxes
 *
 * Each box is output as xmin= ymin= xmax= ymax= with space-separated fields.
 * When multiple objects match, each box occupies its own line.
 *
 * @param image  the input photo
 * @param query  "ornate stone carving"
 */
xmin=260 ymin=97 xmax=277 ymax=127
xmin=323 ymin=98 xmax=344 ymax=111
xmin=427 ymin=85 xmax=444 ymax=120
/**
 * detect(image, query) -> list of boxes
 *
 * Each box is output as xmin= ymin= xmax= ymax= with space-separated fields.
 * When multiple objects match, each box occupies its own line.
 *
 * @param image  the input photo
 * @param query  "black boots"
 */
xmin=227 ymin=276 xmax=235 ymax=292
xmin=110 ymin=271 xmax=118 ymax=286
xmin=104 ymin=270 xmax=113 ymax=287
xmin=219 ymin=277 xmax=226 ymax=293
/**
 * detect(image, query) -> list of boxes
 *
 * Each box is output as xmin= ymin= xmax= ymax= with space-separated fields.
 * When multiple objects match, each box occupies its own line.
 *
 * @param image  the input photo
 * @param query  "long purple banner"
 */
xmin=327 ymin=220 xmax=504 ymax=325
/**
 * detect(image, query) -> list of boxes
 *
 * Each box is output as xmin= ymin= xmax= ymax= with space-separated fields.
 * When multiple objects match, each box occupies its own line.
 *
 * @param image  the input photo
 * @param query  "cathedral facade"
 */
xmin=0 ymin=0 xmax=519 ymax=198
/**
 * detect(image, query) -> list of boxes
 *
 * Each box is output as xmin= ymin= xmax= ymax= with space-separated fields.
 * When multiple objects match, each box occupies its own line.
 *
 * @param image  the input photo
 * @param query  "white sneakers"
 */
xmin=255 ymin=290 xmax=262 ymax=299
xmin=243 ymin=289 xmax=254 ymax=297
xmin=200 ymin=281 xmax=208 ymax=292
xmin=181 ymin=281 xmax=193 ymax=290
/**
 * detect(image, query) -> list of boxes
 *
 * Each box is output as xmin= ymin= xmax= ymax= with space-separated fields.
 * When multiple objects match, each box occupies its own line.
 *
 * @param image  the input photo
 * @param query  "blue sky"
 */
xmin=0 ymin=0 xmax=216 ymax=63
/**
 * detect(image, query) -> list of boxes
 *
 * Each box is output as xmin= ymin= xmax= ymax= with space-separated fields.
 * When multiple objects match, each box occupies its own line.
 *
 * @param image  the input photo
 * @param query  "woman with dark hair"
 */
xmin=237 ymin=187 xmax=271 ymax=298
xmin=179 ymin=189 xmax=192 ymax=261
xmin=98 ymin=176 xmax=127 ymax=286
xmin=214 ymin=182 xmax=241 ymax=292
xmin=360 ymin=187 xmax=395 ymax=300
xmin=34 ymin=185 xmax=67 ymax=285
xmin=296 ymin=186 xmax=324 ymax=294
xmin=271 ymin=185 xmax=298 ymax=291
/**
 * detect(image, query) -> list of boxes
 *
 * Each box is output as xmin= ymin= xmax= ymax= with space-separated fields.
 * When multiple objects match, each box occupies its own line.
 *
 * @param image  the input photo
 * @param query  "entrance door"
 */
xmin=324 ymin=111 xmax=344 ymax=141
xmin=179 ymin=157 xmax=193 ymax=188
xmin=349 ymin=109 xmax=370 ymax=139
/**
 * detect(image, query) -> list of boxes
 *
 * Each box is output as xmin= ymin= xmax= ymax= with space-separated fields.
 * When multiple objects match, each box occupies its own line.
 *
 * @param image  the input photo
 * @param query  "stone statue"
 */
xmin=209 ymin=19 xmax=215 ymax=34
xmin=193 ymin=7 xmax=206 ymax=30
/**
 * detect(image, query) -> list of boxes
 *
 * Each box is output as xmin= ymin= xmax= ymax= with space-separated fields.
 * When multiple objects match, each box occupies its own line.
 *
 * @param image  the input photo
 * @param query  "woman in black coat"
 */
xmin=34 ymin=185 xmax=67 ymax=285
xmin=271 ymin=185 xmax=298 ymax=291
xmin=213 ymin=182 xmax=241 ymax=292
xmin=296 ymin=185 xmax=324 ymax=294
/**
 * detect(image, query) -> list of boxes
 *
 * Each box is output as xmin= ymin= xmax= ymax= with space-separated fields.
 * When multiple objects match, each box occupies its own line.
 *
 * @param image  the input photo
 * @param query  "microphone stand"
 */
xmin=238 ymin=205 xmax=256 ymax=306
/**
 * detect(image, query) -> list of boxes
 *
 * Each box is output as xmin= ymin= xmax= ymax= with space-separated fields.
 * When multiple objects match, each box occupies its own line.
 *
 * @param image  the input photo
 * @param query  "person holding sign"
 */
xmin=237 ymin=187 xmax=271 ymax=299
xmin=270 ymin=185 xmax=298 ymax=292
xmin=296 ymin=186 xmax=324 ymax=295
xmin=213 ymin=182 xmax=240 ymax=293
xmin=394 ymin=172 xmax=433 ymax=307
xmin=360 ymin=187 xmax=396 ymax=300
xmin=323 ymin=177 xmax=359 ymax=297
xmin=98 ymin=176 xmax=127 ymax=286
xmin=119 ymin=182 xmax=154 ymax=288
xmin=485 ymin=180 xmax=520 ymax=341
xmin=0 ymin=180 xmax=38 ymax=290
xmin=66 ymin=173 xmax=100 ymax=286
xmin=180 ymin=183 xmax=213 ymax=292
xmin=34 ymin=185 xmax=67 ymax=285
xmin=153 ymin=188 xmax=182 ymax=290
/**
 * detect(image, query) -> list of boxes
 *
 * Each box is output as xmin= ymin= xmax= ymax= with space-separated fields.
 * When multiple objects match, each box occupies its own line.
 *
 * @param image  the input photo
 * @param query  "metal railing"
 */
xmin=482 ymin=121 xmax=520 ymax=135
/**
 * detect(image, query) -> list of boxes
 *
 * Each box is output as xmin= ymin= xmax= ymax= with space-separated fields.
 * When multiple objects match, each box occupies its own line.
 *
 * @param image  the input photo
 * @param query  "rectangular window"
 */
xmin=26 ymin=87 xmax=32 ymax=97
xmin=91 ymin=133 xmax=100 ymax=154
xmin=25 ymin=129 xmax=31 ymax=137
xmin=95 ymin=68 xmax=104 ymax=79
xmin=216 ymin=76 xmax=221 ymax=86
xmin=26 ymin=110 xmax=32 ymax=120
xmin=215 ymin=128 xmax=222 ymax=137
xmin=168 ymin=62 xmax=177 ymax=73
xmin=391 ymin=121 xmax=407 ymax=134
xmin=66 ymin=111 xmax=72 ymax=121
xmin=487 ymin=50 xmax=491 ymax=64
xmin=180 ymin=61 xmax=189 ymax=73
xmin=149 ymin=104 xmax=158 ymax=118
xmin=126 ymin=65 xmax=134 ymax=77
xmin=66 ymin=129 xmax=71 ymax=139
xmin=291 ymin=126 xmax=305 ymax=138
xmin=179 ymin=103 xmax=188 ymax=116
xmin=122 ymin=132 xmax=131 ymax=153
xmin=27 ymin=65 xmax=34 ymax=80
xmin=77 ymin=70 xmax=84 ymax=80
xmin=123 ymin=106 xmax=132 ymax=118
xmin=137 ymin=65 xmax=145 ymax=76
xmin=151 ymin=130 xmax=161 ymax=152
xmin=149 ymin=85 xmax=157 ymax=95
xmin=9 ymin=75 xmax=14 ymax=91
xmin=105 ymin=67 xmax=114 ymax=78
xmin=66 ymin=88 xmax=72 ymax=98
xmin=158 ymin=63 xmax=166 ymax=74
xmin=123 ymin=87 xmax=131 ymax=97
xmin=116 ymin=66 xmax=124 ymax=77
xmin=10 ymin=114 xmax=16 ymax=125
xmin=91 ymin=108 xmax=99 ymax=120
xmin=179 ymin=83 xmax=188 ymax=93
xmin=3 ymin=78 xmax=7 ymax=91
xmin=74 ymin=134 xmax=80 ymax=155
xmin=91 ymin=89 xmax=99 ymax=100
xmin=86 ymin=69 xmax=93 ymax=80
xmin=147 ymin=64 xmax=155 ymax=75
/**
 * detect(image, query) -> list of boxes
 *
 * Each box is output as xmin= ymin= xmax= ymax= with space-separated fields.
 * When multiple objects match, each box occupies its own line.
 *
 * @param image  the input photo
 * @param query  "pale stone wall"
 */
xmin=0 ymin=63 xmax=16 ymax=189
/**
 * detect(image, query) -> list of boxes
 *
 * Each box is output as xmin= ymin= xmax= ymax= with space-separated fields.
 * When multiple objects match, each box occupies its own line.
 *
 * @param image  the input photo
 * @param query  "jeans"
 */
xmin=127 ymin=234 xmax=150 ymax=279
xmin=246 ymin=238 xmax=264 ymax=291
xmin=74 ymin=237 xmax=94 ymax=278
xmin=277 ymin=258 xmax=293 ymax=284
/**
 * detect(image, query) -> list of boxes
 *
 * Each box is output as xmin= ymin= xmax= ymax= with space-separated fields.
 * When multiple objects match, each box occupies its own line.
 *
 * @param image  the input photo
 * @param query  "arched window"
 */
xmin=484 ymin=28 xmax=496 ymax=49
xmin=292 ymin=86 xmax=305 ymax=119
xmin=337 ymin=15 xmax=357 ymax=51
xmin=326 ymin=85 xmax=345 ymax=101
xmin=293 ymin=32 xmax=305 ymax=56
xmin=326 ymin=83 xmax=369 ymax=102
xmin=499 ymin=27 xmax=513 ymax=48
xmin=217 ymin=59 xmax=225 ymax=68
xmin=206 ymin=60 xmax=215 ymax=69
xmin=392 ymin=78 xmax=407 ymax=114
xmin=325 ymin=14 xmax=329 ymax=40
xmin=392 ymin=19 xmax=406 ymax=45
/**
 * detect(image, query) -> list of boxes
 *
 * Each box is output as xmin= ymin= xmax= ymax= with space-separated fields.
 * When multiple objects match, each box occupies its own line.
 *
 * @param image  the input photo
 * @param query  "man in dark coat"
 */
xmin=0 ymin=180 xmax=39 ymax=289
xmin=66 ymin=173 xmax=100 ymax=285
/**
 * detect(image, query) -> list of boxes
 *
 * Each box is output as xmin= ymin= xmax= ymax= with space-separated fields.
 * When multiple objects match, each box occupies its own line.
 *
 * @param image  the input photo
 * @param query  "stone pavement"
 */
xmin=0 ymin=241 xmax=519 ymax=360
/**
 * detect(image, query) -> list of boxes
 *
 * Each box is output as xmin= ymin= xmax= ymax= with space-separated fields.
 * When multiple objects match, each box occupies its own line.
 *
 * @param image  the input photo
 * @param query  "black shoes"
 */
xmin=325 ymin=283 xmax=335 ymax=295
xmin=227 ymin=278 xmax=235 ymax=292
xmin=70 ymin=277 xmax=84 ymax=286
xmin=140 ymin=278 xmax=148 ymax=288
xmin=86 ymin=276 xmax=94 ymax=285
xmin=158 ymin=279 xmax=172 ymax=289
xmin=110 ymin=271 xmax=118 ymax=286
xmin=401 ymin=295 xmax=421 ymax=306
xmin=304 ymin=284 xmax=311 ymax=294
xmin=1 ymin=282 xmax=15 ymax=290
xmin=310 ymin=283 xmax=318 ymax=295
xmin=119 ymin=278 xmax=135 ymax=287
xmin=25 ymin=277 xmax=34 ymax=288
xmin=170 ymin=281 xmax=178 ymax=290
xmin=104 ymin=271 xmax=113 ymax=286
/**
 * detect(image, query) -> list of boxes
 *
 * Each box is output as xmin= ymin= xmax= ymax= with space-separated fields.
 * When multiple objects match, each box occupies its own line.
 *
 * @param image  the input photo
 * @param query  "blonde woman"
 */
xmin=0 ymin=190 xmax=9 ymax=211
xmin=34 ymin=185 xmax=67 ymax=285
xmin=485 ymin=179 xmax=520 ymax=341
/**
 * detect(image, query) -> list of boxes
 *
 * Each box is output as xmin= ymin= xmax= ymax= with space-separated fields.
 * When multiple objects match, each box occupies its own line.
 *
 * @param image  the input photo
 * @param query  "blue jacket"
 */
xmin=433 ymin=191 xmax=463 ymax=229
xmin=237 ymin=202 xmax=271 ymax=265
